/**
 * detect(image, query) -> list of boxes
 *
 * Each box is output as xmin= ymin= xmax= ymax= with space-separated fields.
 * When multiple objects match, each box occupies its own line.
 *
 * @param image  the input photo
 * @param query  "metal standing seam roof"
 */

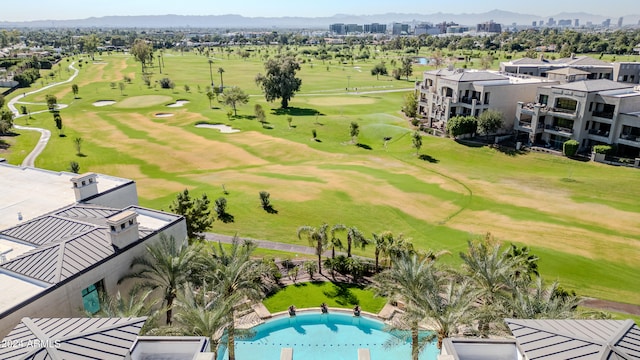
xmin=551 ymin=79 xmax=634 ymax=93
xmin=1 ymin=216 xmax=95 ymax=246
xmin=506 ymin=318 xmax=640 ymax=360
xmin=0 ymin=317 xmax=147 ymax=360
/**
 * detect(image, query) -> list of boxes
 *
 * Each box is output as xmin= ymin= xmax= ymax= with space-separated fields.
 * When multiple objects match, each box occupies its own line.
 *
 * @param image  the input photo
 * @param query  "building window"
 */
xmin=484 ymin=92 xmax=490 ymax=105
xmin=555 ymin=98 xmax=577 ymax=112
xmin=623 ymin=75 xmax=629 ymax=82
xmin=539 ymin=94 xmax=548 ymax=105
xmin=82 ymin=280 xmax=105 ymax=314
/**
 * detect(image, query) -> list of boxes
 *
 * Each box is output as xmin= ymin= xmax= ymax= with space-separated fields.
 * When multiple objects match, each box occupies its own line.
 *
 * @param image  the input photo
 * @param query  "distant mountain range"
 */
xmin=0 ymin=10 xmax=638 ymax=29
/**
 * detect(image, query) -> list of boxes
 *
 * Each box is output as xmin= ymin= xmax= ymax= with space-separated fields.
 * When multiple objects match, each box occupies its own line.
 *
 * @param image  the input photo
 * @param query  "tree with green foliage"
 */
xmin=255 ymin=56 xmax=302 ymax=108
xmin=222 ymin=86 xmax=249 ymax=116
xmin=0 ymin=108 xmax=14 ymax=134
xmin=332 ymin=224 xmax=368 ymax=258
xmin=412 ymin=131 xmax=422 ymax=155
xmin=400 ymin=57 xmax=413 ymax=80
xmin=53 ymin=112 xmax=63 ymax=135
xmin=68 ymin=161 xmax=80 ymax=174
xmin=446 ymin=115 xmax=477 ymax=138
xmin=131 ymin=38 xmax=153 ymax=73
xmin=74 ymin=137 xmax=83 ymax=156
xmin=118 ymin=234 xmax=200 ymax=325
xmin=217 ymin=67 xmax=225 ymax=89
xmin=206 ymin=91 xmax=215 ymax=108
xmin=477 ymin=109 xmax=503 ymax=136
xmin=169 ymin=189 xmax=213 ymax=241
xmin=71 ymin=83 xmax=79 ymax=98
xmin=370 ymin=62 xmax=388 ymax=80
xmin=0 ymin=94 xmax=5 ymax=108
xmin=349 ymin=121 xmax=359 ymax=144
xmin=402 ymin=92 xmax=418 ymax=119
xmin=254 ymin=104 xmax=266 ymax=126
xmin=200 ymin=238 xmax=271 ymax=360
xmin=297 ymin=223 xmax=330 ymax=275
xmin=45 ymin=94 xmax=57 ymax=111
xmin=90 ymin=285 xmax=162 ymax=335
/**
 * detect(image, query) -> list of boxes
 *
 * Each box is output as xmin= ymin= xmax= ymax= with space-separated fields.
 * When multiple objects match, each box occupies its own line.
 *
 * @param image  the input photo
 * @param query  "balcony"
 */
xmin=592 ymin=111 xmax=614 ymax=119
xmin=620 ymin=134 xmax=640 ymax=143
xmin=589 ymin=129 xmax=610 ymax=137
xmin=545 ymin=124 xmax=573 ymax=135
xmin=460 ymin=96 xmax=481 ymax=105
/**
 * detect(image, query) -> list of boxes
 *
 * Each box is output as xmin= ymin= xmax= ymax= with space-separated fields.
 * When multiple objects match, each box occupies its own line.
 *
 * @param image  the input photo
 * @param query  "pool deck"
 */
xmin=236 ymin=302 xmax=407 ymax=330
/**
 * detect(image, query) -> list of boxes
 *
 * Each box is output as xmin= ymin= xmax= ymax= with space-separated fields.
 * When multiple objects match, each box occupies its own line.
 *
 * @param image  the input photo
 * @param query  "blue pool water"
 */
xmin=218 ymin=311 xmax=437 ymax=359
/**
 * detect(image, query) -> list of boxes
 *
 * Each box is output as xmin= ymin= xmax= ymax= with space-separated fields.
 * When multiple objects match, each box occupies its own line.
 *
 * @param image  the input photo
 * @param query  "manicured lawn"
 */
xmin=4 ymin=49 xmax=640 ymax=305
xmin=262 ymin=281 xmax=387 ymax=314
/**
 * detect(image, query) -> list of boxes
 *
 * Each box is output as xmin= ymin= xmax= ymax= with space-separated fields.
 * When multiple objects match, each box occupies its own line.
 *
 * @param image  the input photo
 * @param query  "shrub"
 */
xmin=593 ymin=145 xmax=612 ymax=155
xmin=563 ymin=139 xmax=579 ymax=157
xmin=159 ymin=77 xmax=174 ymax=89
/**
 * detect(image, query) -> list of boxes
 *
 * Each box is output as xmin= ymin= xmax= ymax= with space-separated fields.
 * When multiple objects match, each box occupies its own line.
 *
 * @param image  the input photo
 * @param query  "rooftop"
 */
xmin=0 ymin=164 xmax=131 ymax=229
xmin=550 ymin=79 xmax=634 ymax=92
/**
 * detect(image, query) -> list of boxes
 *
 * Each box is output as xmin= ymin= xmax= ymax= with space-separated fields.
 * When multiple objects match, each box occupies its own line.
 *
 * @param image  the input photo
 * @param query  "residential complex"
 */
xmin=514 ymin=79 xmax=640 ymax=156
xmin=500 ymin=55 xmax=617 ymax=81
xmin=416 ymin=67 xmax=558 ymax=130
xmin=0 ymin=163 xmax=187 ymax=338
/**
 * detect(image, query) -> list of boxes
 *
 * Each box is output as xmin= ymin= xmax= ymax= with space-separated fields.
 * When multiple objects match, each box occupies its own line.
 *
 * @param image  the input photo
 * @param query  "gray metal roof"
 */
xmin=0 ymin=317 xmax=147 ymax=360
xmin=552 ymin=79 xmax=634 ymax=93
xmin=506 ymin=318 xmax=640 ymax=359
xmin=442 ymin=71 xmax=507 ymax=83
xmin=54 ymin=206 xmax=121 ymax=226
xmin=1 ymin=216 xmax=94 ymax=246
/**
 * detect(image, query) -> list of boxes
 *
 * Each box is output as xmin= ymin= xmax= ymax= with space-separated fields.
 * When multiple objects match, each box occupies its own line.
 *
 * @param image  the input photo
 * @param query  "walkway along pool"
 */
xmin=218 ymin=310 xmax=437 ymax=360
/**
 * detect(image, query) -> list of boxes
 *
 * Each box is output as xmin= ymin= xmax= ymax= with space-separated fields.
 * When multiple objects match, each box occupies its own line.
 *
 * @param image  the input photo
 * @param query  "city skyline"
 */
xmin=1 ymin=0 xmax=638 ymax=22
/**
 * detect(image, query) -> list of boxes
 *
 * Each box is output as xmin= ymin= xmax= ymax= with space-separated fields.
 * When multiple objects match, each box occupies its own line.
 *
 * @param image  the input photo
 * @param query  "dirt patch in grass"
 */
xmin=306 ymin=96 xmax=377 ymax=106
xmin=101 ymin=113 xmax=267 ymax=172
xmin=114 ymin=95 xmax=173 ymax=108
xmin=226 ymin=131 xmax=340 ymax=162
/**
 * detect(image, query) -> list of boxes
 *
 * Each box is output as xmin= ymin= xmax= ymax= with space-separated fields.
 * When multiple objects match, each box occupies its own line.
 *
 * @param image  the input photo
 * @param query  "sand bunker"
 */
xmin=155 ymin=113 xmax=175 ymax=118
xmin=195 ymin=124 xmax=240 ymax=133
xmin=166 ymin=100 xmax=190 ymax=107
xmin=93 ymin=100 xmax=116 ymax=107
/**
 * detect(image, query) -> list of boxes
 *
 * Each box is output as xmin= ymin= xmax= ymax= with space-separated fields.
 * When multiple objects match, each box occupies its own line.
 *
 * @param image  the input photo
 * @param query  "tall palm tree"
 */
xmin=208 ymin=59 xmax=215 ymax=88
xmin=332 ymin=224 xmax=369 ymax=257
xmin=372 ymin=252 xmax=438 ymax=360
xmin=459 ymin=236 xmax=518 ymax=336
xmin=372 ymin=232 xmax=389 ymax=272
xmin=218 ymin=67 xmax=225 ymax=90
xmin=328 ymin=231 xmax=344 ymax=259
xmin=118 ymin=234 xmax=200 ymax=325
xmin=297 ymin=223 xmax=330 ymax=275
xmin=201 ymin=238 xmax=269 ymax=360
xmin=172 ymin=283 xmax=232 ymax=359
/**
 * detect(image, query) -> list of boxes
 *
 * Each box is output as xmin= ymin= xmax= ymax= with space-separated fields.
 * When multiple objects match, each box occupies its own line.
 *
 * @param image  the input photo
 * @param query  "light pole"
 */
xmin=347 ymin=75 xmax=351 ymax=92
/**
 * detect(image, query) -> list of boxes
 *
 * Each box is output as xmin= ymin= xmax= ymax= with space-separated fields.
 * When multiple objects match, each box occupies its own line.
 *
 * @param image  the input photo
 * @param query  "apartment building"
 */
xmin=0 ymin=164 xmax=187 ymax=338
xmin=514 ymin=79 xmax=640 ymax=157
xmin=500 ymin=55 xmax=613 ymax=80
xmin=416 ymin=68 xmax=557 ymax=130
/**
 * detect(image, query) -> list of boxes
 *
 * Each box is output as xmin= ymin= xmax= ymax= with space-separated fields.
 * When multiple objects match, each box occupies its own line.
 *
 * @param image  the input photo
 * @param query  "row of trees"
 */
xmin=445 ymin=110 xmax=504 ymax=138
xmin=374 ymin=235 xmax=590 ymax=359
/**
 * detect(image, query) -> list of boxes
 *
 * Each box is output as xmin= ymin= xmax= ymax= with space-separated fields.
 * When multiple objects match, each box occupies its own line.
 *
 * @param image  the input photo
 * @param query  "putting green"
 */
xmin=114 ymin=95 xmax=173 ymax=108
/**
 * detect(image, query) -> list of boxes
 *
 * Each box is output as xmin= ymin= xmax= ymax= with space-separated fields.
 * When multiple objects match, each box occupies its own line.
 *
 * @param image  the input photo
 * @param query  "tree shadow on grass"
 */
xmin=218 ymin=212 xmax=235 ymax=223
xmin=356 ymin=143 xmax=372 ymax=150
xmin=272 ymin=107 xmax=324 ymax=117
xmin=263 ymin=205 xmax=278 ymax=214
xmin=419 ymin=154 xmax=439 ymax=163
xmin=323 ymin=283 xmax=359 ymax=306
xmin=233 ymin=114 xmax=256 ymax=120
xmin=490 ymin=144 xmax=527 ymax=157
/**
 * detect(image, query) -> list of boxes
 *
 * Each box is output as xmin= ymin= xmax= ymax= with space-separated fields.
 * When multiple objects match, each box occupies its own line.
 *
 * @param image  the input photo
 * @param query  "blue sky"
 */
xmin=0 ymin=0 xmax=637 ymax=21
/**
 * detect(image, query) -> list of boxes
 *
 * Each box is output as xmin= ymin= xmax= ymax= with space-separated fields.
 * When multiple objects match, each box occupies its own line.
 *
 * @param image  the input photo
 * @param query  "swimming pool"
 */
xmin=217 ymin=311 xmax=437 ymax=359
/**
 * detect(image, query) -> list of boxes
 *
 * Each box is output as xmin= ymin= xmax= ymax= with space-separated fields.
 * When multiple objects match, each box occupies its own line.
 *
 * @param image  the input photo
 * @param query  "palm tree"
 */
xmin=172 ymin=283 xmax=232 ymax=359
xmin=459 ymin=235 xmax=518 ymax=336
xmin=218 ymin=67 xmax=225 ymax=90
xmin=90 ymin=285 xmax=162 ymax=334
xmin=332 ymin=224 xmax=369 ymax=258
xmin=118 ymin=234 xmax=200 ymax=325
xmin=385 ymin=233 xmax=414 ymax=268
xmin=200 ymin=238 xmax=269 ymax=360
xmin=297 ymin=223 xmax=330 ymax=275
xmin=328 ymin=231 xmax=344 ymax=259
xmin=208 ymin=59 xmax=215 ymax=88
xmin=507 ymin=277 xmax=580 ymax=320
xmin=372 ymin=232 xmax=388 ymax=272
xmin=372 ymin=252 xmax=438 ymax=360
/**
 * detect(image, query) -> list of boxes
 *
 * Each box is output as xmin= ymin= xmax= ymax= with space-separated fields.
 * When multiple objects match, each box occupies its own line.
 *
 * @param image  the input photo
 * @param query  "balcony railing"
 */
xmin=588 ymin=129 xmax=610 ymax=137
xmin=460 ymin=96 xmax=481 ymax=105
xmin=620 ymin=134 xmax=640 ymax=143
xmin=545 ymin=124 xmax=573 ymax=134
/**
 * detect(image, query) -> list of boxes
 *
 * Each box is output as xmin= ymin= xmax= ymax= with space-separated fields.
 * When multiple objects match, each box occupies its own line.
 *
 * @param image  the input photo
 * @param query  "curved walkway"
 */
xmin=204 ymin=232 xmax=640 ymax=317
xmin=7 ymin=62 xmax=78 ymax=167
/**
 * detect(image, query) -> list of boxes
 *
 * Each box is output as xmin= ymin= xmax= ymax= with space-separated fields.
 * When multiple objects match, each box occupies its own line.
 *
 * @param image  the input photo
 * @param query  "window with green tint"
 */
xmin=82 ymin=280 xmax=104 ymax=314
